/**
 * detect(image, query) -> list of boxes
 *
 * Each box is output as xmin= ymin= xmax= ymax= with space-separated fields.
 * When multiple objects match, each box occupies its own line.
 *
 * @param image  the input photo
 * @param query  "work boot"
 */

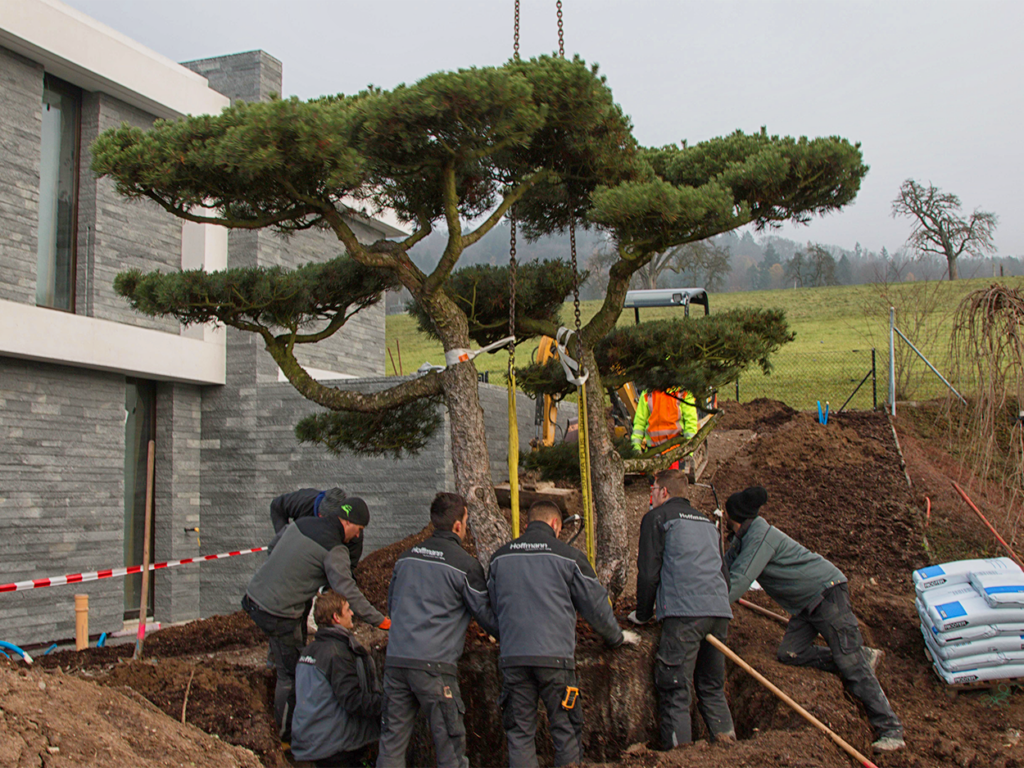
xmin=714 ymin=731 xmax=737 ymax=747
xmin=863 ymin=647 xmax=884 ymax=673
xmin=872 ymin=733 xmax=906 ymax=753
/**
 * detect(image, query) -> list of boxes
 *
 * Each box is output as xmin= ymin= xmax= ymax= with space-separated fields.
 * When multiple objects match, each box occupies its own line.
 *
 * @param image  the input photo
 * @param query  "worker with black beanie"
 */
xmin=723 ymin=486 xmax=905 ymax=755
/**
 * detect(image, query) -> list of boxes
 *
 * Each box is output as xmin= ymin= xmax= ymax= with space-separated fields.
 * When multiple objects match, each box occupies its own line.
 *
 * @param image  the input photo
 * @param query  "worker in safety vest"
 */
xmin=631 ymin=389 xmax=700 ymax=456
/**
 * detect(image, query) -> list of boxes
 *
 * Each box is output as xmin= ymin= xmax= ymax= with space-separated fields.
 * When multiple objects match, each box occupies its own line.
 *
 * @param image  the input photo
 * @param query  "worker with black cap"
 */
xmin=723 ymin=486 xmax=905 ymax=754
xmin=243 ymin=496 xmax=389 ymax=744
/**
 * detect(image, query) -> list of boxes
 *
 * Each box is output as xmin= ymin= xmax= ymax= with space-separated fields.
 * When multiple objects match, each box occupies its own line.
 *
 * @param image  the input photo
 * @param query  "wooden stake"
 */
xmin=134 ymin=439 xmax=155 ymax=660
xmin=181 ymin=668 xmax=196 ymax=724
xmin=705 ymin=634 xmax=880 ymax=768
xmin=74 ymin=594 xmax=89 ymax=651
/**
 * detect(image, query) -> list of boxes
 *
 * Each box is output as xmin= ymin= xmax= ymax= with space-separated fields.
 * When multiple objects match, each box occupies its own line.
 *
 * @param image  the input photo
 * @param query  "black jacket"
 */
xmin=386 ymin=530 xmax=499 ymax=675
xmin=292 ymin=624 xmax=382 ymax=761
xmin=487 ymin=520 xmax=623 ymax=669
xmin=269 ymin=487 xmax=362 ymax=566
xmin=636 ymin=497 xmax=732 ymax=623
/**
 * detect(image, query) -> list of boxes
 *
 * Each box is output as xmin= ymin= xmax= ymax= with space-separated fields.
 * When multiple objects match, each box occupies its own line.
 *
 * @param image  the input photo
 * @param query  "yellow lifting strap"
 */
xmin=508 ymin=209 xmax=521 ymax=537
xmin=577 ymin=381 xmax=596 ymax=565
xmin=553 ymin=327 xmax=596 ymax=566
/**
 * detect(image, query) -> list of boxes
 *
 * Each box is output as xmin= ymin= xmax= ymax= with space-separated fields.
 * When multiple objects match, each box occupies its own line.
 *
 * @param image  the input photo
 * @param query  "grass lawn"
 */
xmin=385 ymin=276 xmax=1023 ymax=411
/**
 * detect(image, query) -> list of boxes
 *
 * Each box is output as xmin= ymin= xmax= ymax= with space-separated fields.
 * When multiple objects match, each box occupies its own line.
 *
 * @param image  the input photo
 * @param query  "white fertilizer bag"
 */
xmin=913 ymin=557 xmax=1021 ymax=593
xmin=969 ymin=571 xmax=1024 ymax=608
xmin=923 ymin=628 xmax=1024 ymax=670
xmin=920 ymin=583 xmax=1024 ymax=632
xmin=924 ymin=629 xmax=1024 ymax=661
xmin=932 ymin=660 xmax=1024 ymax=686
xmin=918 ymin=599 xmax=1024 ymax=645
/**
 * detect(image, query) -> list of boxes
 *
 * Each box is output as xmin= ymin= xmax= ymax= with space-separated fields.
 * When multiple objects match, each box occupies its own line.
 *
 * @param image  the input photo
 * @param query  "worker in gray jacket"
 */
xmin=243 ymin=497 xmax=388 ymax=743
xmin=377 ymin=492 xmax=498 ymax=768
xmin=488 ymin=501 xmax=640 ymax=768
xmin=724 ymin=486 xmax=905 ymax=754
xmin=292 ymin=591 xmax=383 ymax=767
xmin=629 ymin=468 xmax=735 ymax=750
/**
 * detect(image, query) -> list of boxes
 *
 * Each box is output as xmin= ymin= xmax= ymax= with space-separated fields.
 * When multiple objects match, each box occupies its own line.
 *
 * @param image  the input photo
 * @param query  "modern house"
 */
xmin=0 ymin=0 xmax=541 ymax=647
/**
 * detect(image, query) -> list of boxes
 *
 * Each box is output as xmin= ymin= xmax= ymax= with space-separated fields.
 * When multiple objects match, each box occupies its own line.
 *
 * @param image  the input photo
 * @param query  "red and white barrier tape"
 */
xmin=0 ymin=546 xmax=267 ymax=594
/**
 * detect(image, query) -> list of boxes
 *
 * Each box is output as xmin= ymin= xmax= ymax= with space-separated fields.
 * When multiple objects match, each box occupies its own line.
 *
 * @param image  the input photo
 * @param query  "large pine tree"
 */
xmin=94 ymin=55 xmax=866 ymax=573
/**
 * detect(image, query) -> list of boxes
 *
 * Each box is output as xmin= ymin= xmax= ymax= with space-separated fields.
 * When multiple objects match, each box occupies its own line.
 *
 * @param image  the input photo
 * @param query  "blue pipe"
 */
xmin=0 ymin=641 xmax=33 ymax=664
xmin=43 ymin=643 xmax=58 ymax=656
xmin=97 ymin=632 xmax=107 ymax=648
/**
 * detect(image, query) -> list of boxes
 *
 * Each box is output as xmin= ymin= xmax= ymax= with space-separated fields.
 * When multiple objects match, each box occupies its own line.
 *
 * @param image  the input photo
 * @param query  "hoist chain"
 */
xmin=513 ymin=0 xmax=520 ymax=61
xmin=556 ymin=0 xmax=565 ymax=57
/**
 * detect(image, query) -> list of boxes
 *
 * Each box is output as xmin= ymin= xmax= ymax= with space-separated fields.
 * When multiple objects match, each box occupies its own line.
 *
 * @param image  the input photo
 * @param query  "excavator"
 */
xmin=533 ymin=288 xmax=716 ymax=481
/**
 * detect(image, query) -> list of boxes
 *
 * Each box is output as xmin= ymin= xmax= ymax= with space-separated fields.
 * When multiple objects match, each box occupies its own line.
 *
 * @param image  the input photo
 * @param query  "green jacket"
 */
xmin=631 ymin=389 xmax=700 ymax=451
xmin=726 ymin=516 xmax=846 ymax=614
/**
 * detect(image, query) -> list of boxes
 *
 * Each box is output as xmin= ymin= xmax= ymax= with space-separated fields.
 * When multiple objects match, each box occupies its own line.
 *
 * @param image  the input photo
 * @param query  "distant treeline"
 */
xmin=385 ymin=223 xmax=1024 ymax=313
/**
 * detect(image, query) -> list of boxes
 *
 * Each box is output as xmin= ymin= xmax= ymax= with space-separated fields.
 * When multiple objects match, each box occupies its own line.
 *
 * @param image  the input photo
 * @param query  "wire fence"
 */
xmin=722 ymin=349 xmax=880 ymax=412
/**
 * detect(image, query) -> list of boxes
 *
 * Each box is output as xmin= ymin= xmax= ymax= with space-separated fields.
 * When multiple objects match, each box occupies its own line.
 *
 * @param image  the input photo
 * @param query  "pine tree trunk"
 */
xmin=583 ymin=349 xmax=628 ymax=600
xmin=440 ymin=361 xmax=511 ymax=569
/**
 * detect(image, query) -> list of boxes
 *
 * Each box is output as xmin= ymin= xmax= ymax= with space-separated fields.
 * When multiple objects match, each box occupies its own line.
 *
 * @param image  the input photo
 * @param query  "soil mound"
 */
xmin=0 ymin=661 xmax=261 ymax=768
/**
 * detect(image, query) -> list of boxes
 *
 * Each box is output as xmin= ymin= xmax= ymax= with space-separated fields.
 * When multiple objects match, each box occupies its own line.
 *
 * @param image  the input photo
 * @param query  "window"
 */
xmin=36 ymin=75 xmax=81 ymax=311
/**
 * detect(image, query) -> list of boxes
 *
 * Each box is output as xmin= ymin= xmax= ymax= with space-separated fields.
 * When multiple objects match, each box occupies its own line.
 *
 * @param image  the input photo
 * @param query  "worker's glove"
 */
xmin=378 ymin=617 xmax=391 ymax=631
xmin=627 ymin=610 xmax=651 ymax=626
xmin=620 ymin=630 xmax=641 ymax=647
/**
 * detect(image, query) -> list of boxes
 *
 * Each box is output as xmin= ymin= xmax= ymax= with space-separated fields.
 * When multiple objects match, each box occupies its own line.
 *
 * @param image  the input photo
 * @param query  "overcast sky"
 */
xmin=64 ymin=0 xmax=1024 ymax=256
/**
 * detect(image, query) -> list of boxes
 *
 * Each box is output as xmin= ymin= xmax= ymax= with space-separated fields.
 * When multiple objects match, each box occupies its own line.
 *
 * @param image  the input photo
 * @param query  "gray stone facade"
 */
xmin=0 ymin=47 xmax=43 ymax=305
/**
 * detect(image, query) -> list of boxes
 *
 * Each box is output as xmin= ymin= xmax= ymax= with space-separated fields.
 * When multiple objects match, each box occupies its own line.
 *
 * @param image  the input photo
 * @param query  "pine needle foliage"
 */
xmin=522 ymin=436 xmax=638 ymax=483
xmin=516 ymin=309 xmax=794 ymax=399
xmin=114 ymin=256 xmax=397 ymax=331
xmin=296 ymin=399 xmax=444 ymax=459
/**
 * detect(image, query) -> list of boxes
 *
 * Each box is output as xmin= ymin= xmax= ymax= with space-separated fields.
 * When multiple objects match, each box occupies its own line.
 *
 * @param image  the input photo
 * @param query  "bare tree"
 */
xmin=633 ymin=239 xmax=731 ymax=290
xmin=892 ymin=179 xmax=998 ymax=280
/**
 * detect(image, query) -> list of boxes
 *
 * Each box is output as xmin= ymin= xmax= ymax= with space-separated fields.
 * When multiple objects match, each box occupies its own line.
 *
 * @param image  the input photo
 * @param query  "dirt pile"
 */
xmin=0 ymin=660 xmax=261 ymax=768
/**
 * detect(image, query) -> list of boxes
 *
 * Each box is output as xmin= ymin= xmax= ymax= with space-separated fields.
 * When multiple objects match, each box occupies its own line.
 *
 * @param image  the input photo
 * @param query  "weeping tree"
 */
xmin=949 ymin=284 xmax=1024 ymax=542
xmin=94 ymin=54 xmax=866 ymax=578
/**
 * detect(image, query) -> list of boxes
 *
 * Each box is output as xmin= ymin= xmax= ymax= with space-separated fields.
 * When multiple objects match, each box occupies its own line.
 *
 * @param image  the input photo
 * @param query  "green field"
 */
xmin=385 ymin=277 xmax=1023 ymax=411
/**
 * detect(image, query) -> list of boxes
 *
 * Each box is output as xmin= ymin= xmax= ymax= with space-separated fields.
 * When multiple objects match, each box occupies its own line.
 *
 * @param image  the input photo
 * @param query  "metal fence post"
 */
xmin=871 ymin=348 xmax=877 ymax=410
xmin=735 ymin=377 xmax=740 ymax=403
xmin=889 ymin=307 xmax=896 ymax=416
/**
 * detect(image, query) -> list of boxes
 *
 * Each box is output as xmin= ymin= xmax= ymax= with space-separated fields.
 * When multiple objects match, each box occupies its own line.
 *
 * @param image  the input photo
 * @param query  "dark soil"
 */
xmin=15 ymin=398 xmax=1024 ymax=767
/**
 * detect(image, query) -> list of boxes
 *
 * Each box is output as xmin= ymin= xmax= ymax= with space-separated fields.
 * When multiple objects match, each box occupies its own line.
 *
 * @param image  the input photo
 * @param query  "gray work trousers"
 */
xmin=777 ymin=583 xmax=903 ymax=739
xmin=376 ymin=667 xmax=468 ymax=768
xmin=655 ymin=616 xmax=735 ymax=749
xmin=499 ymin=665 xmax=582 ymax=768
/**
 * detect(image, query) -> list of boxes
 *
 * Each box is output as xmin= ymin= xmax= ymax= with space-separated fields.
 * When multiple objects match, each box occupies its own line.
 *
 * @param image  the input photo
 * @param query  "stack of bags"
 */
xmin=913 ymin=557 xmax=1024 ymax=685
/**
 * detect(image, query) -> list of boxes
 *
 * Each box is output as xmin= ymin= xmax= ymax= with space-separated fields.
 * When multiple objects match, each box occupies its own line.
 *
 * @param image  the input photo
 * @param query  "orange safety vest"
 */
xmin=645 ymin=390 xmax=684 ymax=447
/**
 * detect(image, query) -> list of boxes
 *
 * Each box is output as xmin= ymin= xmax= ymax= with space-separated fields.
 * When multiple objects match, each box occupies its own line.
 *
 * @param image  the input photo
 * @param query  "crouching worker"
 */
xmin=724 ymin=486 xmax=905 ymax=754
xmin=377 ymin=492 xmax=499 ymax=768
xmin=488 ymin=501 xmax=640 ymax=767
xmin=292 ymin=590 xmax=383 ymax=767
xmin=630 ymin=469 xmax=736 ymax=750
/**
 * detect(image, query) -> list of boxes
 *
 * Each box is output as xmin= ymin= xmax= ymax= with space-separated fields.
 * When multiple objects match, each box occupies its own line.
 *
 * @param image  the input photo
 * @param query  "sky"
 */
xmin=63 ymin=0 xmax=1024 ymax=256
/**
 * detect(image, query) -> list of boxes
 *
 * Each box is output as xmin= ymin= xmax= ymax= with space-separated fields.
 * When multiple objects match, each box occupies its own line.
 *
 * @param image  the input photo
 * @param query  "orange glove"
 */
xmin=378 ymin=617 xmax=391 ymax=630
